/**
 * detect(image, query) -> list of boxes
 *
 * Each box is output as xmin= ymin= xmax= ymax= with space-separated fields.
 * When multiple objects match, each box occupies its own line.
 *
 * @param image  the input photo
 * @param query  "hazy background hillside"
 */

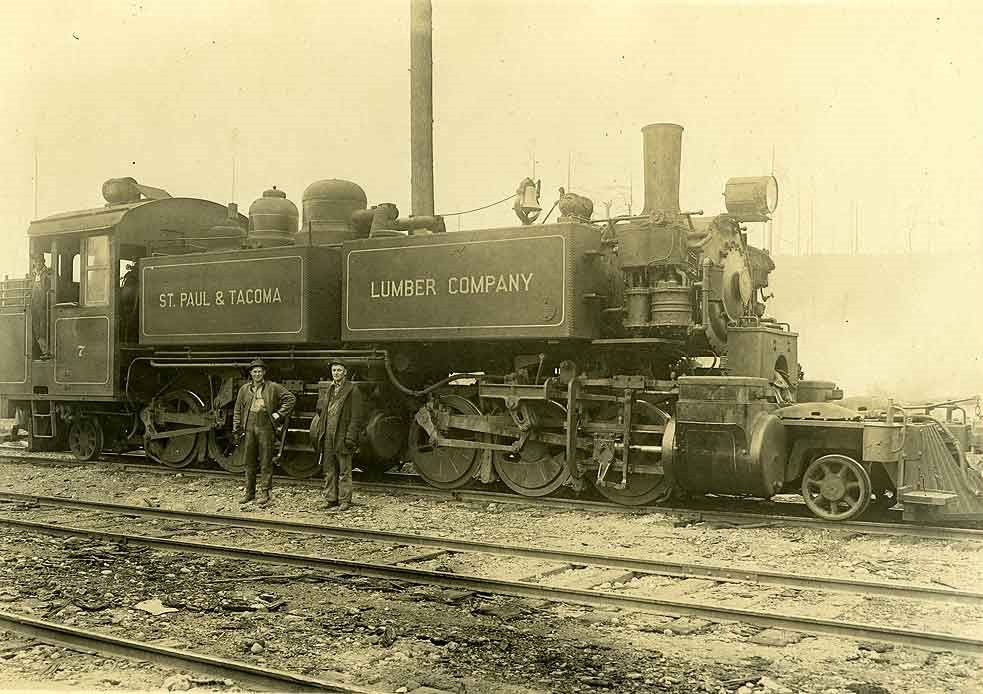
xmin=769 ymin=252 xmax=982 ymax=403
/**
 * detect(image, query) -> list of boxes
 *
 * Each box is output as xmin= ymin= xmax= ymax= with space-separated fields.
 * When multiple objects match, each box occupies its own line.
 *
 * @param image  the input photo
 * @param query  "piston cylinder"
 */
xmin=667 ymin=376 xmax=788 ymax=498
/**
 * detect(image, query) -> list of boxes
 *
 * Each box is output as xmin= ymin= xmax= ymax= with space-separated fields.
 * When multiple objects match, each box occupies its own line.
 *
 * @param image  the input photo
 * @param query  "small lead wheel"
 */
xmin=68 ymin=417 xmax=103 ymax=462
xmin=801 ymin=454 xmax=872 ymax=521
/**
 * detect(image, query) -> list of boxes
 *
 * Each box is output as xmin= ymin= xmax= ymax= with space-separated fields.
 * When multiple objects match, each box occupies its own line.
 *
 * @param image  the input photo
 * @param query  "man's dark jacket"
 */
xmin=233 ymin=381 xmax=296 ymax=431
xmin=312 ymin=381 xmax=365 ymax=455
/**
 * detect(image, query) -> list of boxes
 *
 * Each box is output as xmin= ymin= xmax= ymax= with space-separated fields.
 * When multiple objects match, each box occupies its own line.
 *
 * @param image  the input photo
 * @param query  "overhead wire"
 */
xmin=440 ymin=193 xmax=516 ymax=217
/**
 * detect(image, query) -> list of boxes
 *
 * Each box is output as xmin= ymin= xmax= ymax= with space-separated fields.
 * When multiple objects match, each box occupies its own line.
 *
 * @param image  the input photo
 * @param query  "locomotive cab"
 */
xmin=0 ymin=191 xmax=246 ymax=453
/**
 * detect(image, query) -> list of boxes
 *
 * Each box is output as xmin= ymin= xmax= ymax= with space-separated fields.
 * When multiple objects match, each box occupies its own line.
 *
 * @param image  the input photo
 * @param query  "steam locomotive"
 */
xmin=2 ymin=122 xmax=981 ymax=523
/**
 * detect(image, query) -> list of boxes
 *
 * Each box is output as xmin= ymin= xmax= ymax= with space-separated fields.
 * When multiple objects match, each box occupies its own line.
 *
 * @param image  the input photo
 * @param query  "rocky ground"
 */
xmin=0 ymin=451 xmax=980 ymax=694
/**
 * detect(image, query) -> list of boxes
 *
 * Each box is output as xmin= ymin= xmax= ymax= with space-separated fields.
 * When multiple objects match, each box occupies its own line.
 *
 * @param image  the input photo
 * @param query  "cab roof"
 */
xmin=27 ymin=198 xmax=247 ymax=246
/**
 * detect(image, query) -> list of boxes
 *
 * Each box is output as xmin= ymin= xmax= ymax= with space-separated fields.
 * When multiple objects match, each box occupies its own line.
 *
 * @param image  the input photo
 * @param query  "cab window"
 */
xmin=54 ymin=240 xmax=80 ymax=304
xmin=83 ymin=235 xmax=111 ymax=306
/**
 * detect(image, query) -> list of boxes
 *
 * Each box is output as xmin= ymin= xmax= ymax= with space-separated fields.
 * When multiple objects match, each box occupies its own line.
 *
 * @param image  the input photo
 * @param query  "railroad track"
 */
xmin=0 ymin=491 xmax=979 ymax=607
xmin=0 ymin=611 xmax=378 ymax=693
xmin=2 ymin=449 xmax=982 ymax=542
xmin=0 ymin=494 xmax=980 ymax=656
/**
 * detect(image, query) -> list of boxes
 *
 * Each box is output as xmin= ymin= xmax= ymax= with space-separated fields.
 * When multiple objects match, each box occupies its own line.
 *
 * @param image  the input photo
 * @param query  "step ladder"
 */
xmin=31 ymin=400 xmax=56 ymax=439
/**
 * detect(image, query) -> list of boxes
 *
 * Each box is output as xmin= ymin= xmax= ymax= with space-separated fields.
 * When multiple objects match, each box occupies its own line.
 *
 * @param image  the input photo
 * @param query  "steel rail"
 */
xmin=373 ymin=482 xmax=983 ymax=541
xmin=0 ymin=610 xmax=378 ymax=693
xmin=0 ymin=517 xmax=980 ymax=656
xmin=3 ymin=450 xmax=983 ymax=542
xmin=0 ymin=491 xmax=978 ymax=608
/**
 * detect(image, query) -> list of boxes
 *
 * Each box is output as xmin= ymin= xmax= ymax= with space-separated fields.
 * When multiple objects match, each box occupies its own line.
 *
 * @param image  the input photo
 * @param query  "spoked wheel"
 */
xmin=594 ymin=401 xmax=674 ymax=506
xmin=146 ymin=389 xmax=204 ymax=469
xmin=68 ymin=417 xmax=103 ymax=462
xmin=493 ymin=402 xmax=570 ymax=497
xmin=410 ymin=394 xmax=483 ymax=489
xmin=272 ymin=418 xmax=321 ymax=479
xmin=278 ymin=450 xmax=321 ymax=479
xmin=207 ymin=429 xmax=246 ymax=474
xmin=801 ymin=454 xmax=872 ymax=521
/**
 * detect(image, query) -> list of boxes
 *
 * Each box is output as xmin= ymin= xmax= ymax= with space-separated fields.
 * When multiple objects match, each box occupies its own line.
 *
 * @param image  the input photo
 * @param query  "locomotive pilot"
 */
xmin=232 ymin=358 xmax=296 ymax=507
xmin=312 ymin=360 xmax=365 ymax=512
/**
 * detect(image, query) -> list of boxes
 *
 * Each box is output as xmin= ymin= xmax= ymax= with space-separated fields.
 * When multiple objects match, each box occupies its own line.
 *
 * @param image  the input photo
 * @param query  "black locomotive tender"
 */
xmin=2 ymin=123 xmax=981 ymax=523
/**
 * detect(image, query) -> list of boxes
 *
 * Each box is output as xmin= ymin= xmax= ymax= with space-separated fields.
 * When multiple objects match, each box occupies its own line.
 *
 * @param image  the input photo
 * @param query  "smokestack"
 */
xmin=410 ymin=0 xmax=435 ymax=216
xmin=641 ymin=123 xmax=683 ymax=214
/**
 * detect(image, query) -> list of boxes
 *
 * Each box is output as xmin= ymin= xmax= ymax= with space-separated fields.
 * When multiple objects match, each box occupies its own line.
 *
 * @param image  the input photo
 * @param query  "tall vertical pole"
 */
xmin=640 ymin=123 xmax=682 ymax=214
xmin=767 ymin=144 xmax=775 ymax=253
xmin=796 ymin=195 xmax=801 ymax=256
xmin=410 ymin=0 xmax=435 ymax=216
xmin=809 ymin=199 xmax=815 ymax=255
xmin=33 ymin=137 xmax=39 ymax=218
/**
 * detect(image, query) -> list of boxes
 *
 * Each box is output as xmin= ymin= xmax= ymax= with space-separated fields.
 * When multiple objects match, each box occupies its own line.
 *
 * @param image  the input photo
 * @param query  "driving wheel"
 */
xmin=207 ymin=428 xmax=246 ymax=474
xmin=492 ymin=401 xmax=570 ymax=497
xmin=146 ymin=389 xmax=204 ymax=468
xmin=593 ymin=400 xmax=674 ymax=506
xmin=409 ymin=394 xmax=483 ymax=489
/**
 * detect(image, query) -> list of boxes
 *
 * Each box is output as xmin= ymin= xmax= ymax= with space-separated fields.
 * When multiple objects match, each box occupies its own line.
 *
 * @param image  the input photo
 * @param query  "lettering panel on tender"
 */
xmin=141 ymin=255 xmax=304 ymax=342
xmin=345 ymin=234 xmax=566 ymax=336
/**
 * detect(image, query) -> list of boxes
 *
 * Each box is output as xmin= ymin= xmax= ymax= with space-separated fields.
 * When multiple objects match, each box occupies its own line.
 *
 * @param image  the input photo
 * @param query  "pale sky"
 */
xmin=1 ymin=0 xmax=981 ymax=395
xmin=2 ymin=0 xmax=981 ymax=259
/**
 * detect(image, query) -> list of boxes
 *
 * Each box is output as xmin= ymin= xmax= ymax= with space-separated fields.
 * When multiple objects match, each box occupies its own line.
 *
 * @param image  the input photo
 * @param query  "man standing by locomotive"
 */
xmin=313 ymin=360 xmax=365 ymax=511
xmin=233 ymin=358 xmax=296 ymax=507
xmin=30 ymin=253 xmax=51 ymax=359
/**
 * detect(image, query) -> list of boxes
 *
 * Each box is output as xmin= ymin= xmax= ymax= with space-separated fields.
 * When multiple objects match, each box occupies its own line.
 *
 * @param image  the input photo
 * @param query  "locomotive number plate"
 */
xmin=345 ymin=235 xmax=566 ymax=332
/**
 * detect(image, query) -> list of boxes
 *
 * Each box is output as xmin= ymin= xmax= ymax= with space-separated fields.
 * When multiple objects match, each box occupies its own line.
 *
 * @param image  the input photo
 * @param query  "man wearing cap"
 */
xmin=233 ymin=358 xmax=296 ymax=506
xmin=313 ymin=360 xmax=365 ymax=511
xmin=30 ymin=253 xmax=51 ymax=359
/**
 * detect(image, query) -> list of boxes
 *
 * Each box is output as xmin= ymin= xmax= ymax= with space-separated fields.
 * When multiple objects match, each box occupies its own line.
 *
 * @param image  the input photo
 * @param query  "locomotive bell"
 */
xmin=513 ymin=177 xmax=542 ymax=225
xmin=724 ymin=176 xmax=778 ymax=222
xmin=248 ymin=186 xmax=298 ymax=247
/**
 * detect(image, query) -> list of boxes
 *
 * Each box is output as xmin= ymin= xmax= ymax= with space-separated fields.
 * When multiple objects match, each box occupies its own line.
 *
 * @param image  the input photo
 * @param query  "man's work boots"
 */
xmin=255 ymin=491 xmax=271 ymax=507
xmin=239 ymin=491 xmax=255 ymax=504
